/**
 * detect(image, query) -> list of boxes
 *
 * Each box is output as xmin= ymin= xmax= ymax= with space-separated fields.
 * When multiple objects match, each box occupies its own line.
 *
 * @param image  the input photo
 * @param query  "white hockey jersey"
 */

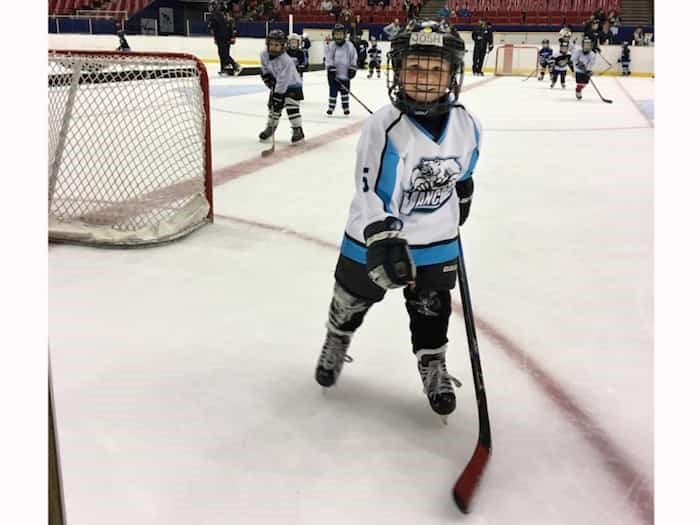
xmin=340 ymin=103 xmax=482 ymax=267
xmin=325 ymin=41 xmax=358 ymax=80
xmin=260 ymin=50 xmax=302 ymax=94
xmin=571 ymin=48 xmax=596 ymax=74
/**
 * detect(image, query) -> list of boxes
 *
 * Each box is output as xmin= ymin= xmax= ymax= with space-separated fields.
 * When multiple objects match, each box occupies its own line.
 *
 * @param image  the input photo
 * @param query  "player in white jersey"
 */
xmin=571 ymin=36 xmax=596 ymax=100
xmin=315 ymin=20 xmax=482 ymax=421
xmin=325 ymin=24 xmax=358 ymax=116
xmin=259 ymin=30 xmax=305 ymax=144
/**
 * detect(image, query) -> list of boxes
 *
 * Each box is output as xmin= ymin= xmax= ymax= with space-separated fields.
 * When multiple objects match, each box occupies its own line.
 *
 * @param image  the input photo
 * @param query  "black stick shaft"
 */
xmin=335 ymin=80 xmax=373 ymax=114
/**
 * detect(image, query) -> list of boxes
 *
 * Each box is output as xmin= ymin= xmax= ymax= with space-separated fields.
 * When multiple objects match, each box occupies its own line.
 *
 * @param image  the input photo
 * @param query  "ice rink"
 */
xmin=49 ymin=67 xmax=654 ymax=525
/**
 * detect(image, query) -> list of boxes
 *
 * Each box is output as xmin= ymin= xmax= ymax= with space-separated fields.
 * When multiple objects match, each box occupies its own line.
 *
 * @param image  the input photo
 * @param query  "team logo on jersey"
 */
xmin=400 ymin=156 xmax=462 ymax=215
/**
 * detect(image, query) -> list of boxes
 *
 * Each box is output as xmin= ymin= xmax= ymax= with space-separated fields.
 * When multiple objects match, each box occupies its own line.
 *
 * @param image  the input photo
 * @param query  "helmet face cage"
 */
xmin=583 ymin=37 xmax=593 ymax=51
xmin=267 ymin=30 xmax=287 ymax=57
xmin=386 ymin=21 xmax=465 ymax=117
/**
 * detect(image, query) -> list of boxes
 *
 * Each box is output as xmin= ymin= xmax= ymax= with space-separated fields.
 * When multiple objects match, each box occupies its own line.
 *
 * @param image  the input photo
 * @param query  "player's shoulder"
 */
xmin=451 ymin=104 xmax=482 ymax=130
xmin=361 ymin=104 xmax=404 ymax=137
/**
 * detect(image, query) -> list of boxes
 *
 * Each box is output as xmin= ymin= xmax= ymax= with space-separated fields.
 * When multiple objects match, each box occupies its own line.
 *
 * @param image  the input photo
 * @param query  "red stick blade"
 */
xmin=452 ymin=443 xmax=491 ymax=514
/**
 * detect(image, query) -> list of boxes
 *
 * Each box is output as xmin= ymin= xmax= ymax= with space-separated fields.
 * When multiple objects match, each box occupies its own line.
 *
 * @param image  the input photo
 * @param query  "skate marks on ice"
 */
xmin=215 ymin=212 xmax=653 ymax=525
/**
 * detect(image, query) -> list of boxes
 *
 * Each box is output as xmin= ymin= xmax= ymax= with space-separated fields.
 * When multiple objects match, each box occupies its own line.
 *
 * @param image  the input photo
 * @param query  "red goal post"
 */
xmin=48 ymin=50 xmax=213 ymax=246
xmin=494 ymin=44 xmax=539 ymax=76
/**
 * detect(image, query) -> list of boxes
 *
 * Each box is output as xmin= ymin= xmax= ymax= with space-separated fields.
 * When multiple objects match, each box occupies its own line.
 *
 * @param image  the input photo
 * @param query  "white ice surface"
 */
xmin=49 ymin=67 xmax=653 ymax=525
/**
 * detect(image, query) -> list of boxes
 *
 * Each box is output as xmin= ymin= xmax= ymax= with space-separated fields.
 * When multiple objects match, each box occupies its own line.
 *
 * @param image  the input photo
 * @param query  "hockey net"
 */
xmin=48 ymin=50 xmax=213 ymax=246
xmin=494 ymin=45 xmax=539 ymax=76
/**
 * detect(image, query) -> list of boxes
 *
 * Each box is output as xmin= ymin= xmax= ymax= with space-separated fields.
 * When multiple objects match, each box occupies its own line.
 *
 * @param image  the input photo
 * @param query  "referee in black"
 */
xmin=471 ymin=19 xmax=493 ymax=76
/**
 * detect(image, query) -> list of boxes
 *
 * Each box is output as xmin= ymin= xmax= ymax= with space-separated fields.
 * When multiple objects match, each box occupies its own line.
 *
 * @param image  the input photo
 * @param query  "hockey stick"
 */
xmin=452 ymin=235 xmax=492 ymax=514
xmin=522 ymin=67 xmax=538 ymax=81
xmin=589 ymin=77 xmax=613 ymax=104
xmin=335 ymin=80 xmax=374 ymax=115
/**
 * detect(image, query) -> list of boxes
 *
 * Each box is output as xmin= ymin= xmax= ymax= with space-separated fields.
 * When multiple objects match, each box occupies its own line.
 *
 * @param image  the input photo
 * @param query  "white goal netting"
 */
xmin=48 ymin=50 xmax=213 ymax=246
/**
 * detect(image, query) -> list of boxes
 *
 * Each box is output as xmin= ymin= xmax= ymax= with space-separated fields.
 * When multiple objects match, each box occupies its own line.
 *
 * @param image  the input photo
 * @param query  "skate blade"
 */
xmin=291 ymin=139 xmax=305 ymax=147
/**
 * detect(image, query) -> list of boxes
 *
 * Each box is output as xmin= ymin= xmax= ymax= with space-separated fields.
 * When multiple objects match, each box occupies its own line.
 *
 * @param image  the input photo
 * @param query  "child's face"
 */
xmin=268 ymin=41 xmax=285 ymax=55
xmin=400 ymin=55 xmax=452 ymax=103
xmin=289 ymin=40 xmax=299 ymax=49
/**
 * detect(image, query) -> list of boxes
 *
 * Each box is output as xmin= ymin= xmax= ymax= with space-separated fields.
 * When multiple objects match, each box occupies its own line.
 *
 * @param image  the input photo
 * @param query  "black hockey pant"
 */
xmin=216 ymin=40 xmax=234 ymax=71
xmin=327 ymin=254 xmax=457 ymax=353
xmin=472 ymin=45 xmax=487 ymax=73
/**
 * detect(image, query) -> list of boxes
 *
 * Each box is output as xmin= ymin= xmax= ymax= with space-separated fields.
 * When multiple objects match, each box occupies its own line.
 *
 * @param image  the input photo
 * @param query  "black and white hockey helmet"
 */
xmin=387 ymin=19 xmax=465 ymax=117
xmin=266 ymin=29 xmax=287 ymax=57
xmin=332 ymin=24 xmax=347 ymax=45
xmin=542 ymin=39 xmax=550 ymax=45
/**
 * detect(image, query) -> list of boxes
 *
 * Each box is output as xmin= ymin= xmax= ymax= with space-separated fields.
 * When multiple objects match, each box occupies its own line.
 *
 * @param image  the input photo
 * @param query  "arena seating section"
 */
xmin=49 ymin=1 xmax=151 ymax=17
xmin=48 ymin=0 xmax=622 ymax=26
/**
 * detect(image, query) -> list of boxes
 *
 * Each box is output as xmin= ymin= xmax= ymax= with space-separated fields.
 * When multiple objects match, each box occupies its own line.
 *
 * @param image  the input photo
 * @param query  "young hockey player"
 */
xmin=549 ymin=40 xmax=573 ymax=88
xmin=367 ymin=35 xmax=382 ymax=78
xmin=259 ymin=30 xmax=305 ymax=145
xmin=286 ymin=33 xmax=308 ymax=77
xmin=116 ymin=29 xmax=131 ymax=52
xmin=314 ymin=19 xmax=483 ymax=422
xmin=538 ymin=39 xmax=553 ymax=81
xmin=326 ymin=24 xmax=358 ymax=116
xmin=571 ymin=36 xmax=596 ymax=100
xmin=618 ymin=41 xmax=631 ymax=76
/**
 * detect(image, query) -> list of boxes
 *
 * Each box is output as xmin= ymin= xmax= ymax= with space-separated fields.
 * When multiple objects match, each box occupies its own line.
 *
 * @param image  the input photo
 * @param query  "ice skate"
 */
xmin=291 ymin=126 xmax=305 ymax=145
xmin=576 ymin=91 xmax=582 ymax=100
xmin=367 ymin=72 xmax=373 ymax=78
xmin=416 ymin=347 xmax=462 ymax=422
xmin=538 ymin=73 xmax=544 ymax=81
xmin=561 ymin=83 xmax=566 ymax=89
xmin=315 ymin=330 xmax=353 ymax=388
xmin=343 ymin=108 xmax=350 ymax=116
xmin=258 ymin=125 xmax=275 ymax=141
xmin=326 ymin=107 xmax=334 ymax=116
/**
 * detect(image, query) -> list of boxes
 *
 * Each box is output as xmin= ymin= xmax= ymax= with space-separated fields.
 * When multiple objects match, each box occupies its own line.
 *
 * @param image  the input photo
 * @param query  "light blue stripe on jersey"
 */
xmin=340 ymin=235 xmax=459 ymax=266
xmin=376 ymin=139 xmax=399 ymax=214
xmin=461 ymin=113 xmax=481 ymax=181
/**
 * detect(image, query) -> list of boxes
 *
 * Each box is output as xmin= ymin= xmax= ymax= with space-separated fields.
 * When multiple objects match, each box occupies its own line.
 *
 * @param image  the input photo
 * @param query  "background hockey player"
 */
xmin=471 ymin=19 xmax=493 ymax=76
xmin=571 ymin=36 xmax=596 ymax=100
xmin=367 ymin=35 xmax=382 ymax=78
xmin=325 ymin=24 xmax=358 ymax=116
xmin=618 ymin=42 xmax=631 ymax=76
xmin=259 ymin=30 xmax=305 ymax=145
xmin=208 ymin=1 xmax=241 ymax=76
xmin=353 ymin=31 xmax=369 ymax=70
xmin=116 ymin=29 xmax=131 ymax=52
xmin=537 ymin=39 xmax=553 ymax=81
xmin=315 ymin=19 xmax=483 ymax=422
xmin=286 ymin=33 xmax=308 ymax=77
xmin=548 ymin=40 xmax=573 ymax=88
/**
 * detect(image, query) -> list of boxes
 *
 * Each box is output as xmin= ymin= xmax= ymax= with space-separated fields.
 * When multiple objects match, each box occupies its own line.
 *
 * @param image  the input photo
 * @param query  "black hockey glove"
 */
xmin=271 ymin=92 xmax=285 ymax=113
xmin=456 ymin=177 xmax=474 ymax=226
xmin=586 ymin=70 xmax=593 ymax=78
xmin=261 ymin=73 xmax=275 ymax=89
xmin=327 ymin=66 xmax=336 ymax=84
xmin=348 ymin=68 xmax=356 ymax=79
xmin=364 ymin=218 xmax=416 ymax=289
